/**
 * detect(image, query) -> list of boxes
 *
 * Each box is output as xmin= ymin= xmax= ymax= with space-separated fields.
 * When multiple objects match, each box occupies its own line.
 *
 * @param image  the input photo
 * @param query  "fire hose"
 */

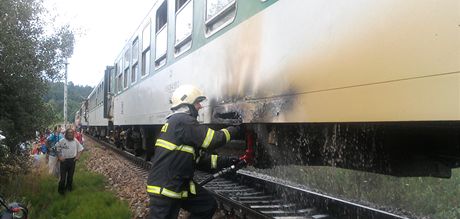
xmin=198 ymin=130 xmax=255 ymax=186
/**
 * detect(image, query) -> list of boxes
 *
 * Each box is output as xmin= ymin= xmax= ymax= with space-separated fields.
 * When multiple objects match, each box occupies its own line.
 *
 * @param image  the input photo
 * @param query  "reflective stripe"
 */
xmin=156 ymin=139 xmax=176 ymax=150
xmin=178 ymin=145 xmax=195 ymax=158
xmin=147 ymin=185 xmax=188 ymax=199
xmin=211 ymin=154 xmax=218 ymax=169
xmin=189 ymin=181 xmax=196 ymax=195
xmin=221 ymin=129 xmax=230 ymax=143
xmin=201 ymin=128 xmax=215 ymax=148
xmin=161 ymin=123 xmax=169 ymax=132
xmin=155 ymin=139 xmax=195 ymax=158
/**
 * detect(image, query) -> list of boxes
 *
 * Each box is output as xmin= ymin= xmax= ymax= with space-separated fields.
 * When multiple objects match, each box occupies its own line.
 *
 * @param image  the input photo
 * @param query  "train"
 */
xmin=75 ymin=0 xmax=460 ymax=178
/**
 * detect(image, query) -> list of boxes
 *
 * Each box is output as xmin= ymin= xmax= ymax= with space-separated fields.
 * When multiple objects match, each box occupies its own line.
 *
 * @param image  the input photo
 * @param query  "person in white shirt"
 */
xmin=56 ymin=128 xmax=84 ymax=195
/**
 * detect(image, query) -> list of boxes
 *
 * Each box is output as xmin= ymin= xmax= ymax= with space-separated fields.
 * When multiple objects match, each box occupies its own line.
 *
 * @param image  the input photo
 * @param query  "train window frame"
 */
xmin=204 ymin=0 xmax=237 ymax=37
xmin=123 ymin=47 xmax=131 ymax=89
xmin=141 ymin=22 xmax=151 ymax=78
xmin=114 ymin=63 xmax=118 ymax=94
xmin=124 ymin=48 xmax=131 ymax=69
xmin=131 ymin=63 xmax=138 ymax=84
xmin=174 ymin=0 xmax=193 ymax=57
xmin=117 ymin=73 xmax=122 ymax=94
xmin=155 ymin=0 xmax=168 ymax=69
xmin=110 ymin=67 xmax=115 ymax=94
xmin=100 ymin=82 xmax=104 ymax=106
xmin=116 ymin=60 xmax=123 ymax=94
xmin=132 ymin=37 xmax=139 ymax=64
xmin=131 ymin=37 xmax=139 ymax=84
xmin=123 ymin=67 xmax=129 ymax=90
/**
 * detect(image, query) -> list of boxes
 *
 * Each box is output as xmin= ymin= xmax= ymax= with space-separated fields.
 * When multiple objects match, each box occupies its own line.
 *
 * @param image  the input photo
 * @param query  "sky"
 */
xmin=44 ymin=0 xmax=156 ymax=87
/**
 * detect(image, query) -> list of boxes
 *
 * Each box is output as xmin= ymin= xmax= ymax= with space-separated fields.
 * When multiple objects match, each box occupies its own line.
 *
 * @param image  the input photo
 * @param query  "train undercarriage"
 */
xmin=85 ymin=120 xmax=460 ymax=178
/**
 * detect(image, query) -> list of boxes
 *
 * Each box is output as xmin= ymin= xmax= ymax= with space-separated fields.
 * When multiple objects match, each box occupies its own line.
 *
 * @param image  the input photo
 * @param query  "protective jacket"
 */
xmin=147 ymin=112 xmax=238 ymax=199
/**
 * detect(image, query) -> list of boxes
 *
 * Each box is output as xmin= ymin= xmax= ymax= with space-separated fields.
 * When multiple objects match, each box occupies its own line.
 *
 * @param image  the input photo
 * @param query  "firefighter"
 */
xmin=147 ymin=85 xmax=242 ymax=219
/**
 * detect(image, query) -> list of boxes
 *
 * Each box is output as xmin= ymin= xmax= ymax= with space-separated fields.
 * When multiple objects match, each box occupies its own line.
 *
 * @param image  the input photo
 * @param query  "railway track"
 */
xmin=86 ymin=135 xmax=410 ymax=219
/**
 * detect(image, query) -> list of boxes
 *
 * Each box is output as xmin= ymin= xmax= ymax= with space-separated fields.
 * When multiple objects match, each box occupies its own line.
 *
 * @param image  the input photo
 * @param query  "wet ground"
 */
xmin=85 ymin=136 xmax=460 ymax=218
xmin=250 ymin=165 xmax=460 ymax=219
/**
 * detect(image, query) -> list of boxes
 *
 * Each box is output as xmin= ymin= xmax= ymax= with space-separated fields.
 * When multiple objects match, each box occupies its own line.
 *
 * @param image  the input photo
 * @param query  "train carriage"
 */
xmin=85 ymin=80 xmax=110 ymax=138
xmin=82 ymin=0 xmax=460 ymax=177
xmin=75 ymin=101 xmax=88 ymax=130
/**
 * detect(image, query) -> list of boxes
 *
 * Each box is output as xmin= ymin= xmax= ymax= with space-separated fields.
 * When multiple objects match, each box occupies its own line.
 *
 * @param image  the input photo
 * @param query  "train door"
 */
xmin=83 ymin=100 xmax=88 ymax=123
xmin=103 ymin=66 xmax=115 ymax=119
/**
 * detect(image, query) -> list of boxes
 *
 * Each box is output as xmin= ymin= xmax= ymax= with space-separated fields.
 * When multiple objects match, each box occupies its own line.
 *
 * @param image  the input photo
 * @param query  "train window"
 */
xmin=109 ymin=67 xmax=114 ymax=93
xmin=117 ymin=74 xmax=122 ymax=93
xmin=117 ymin=60 xmax=122 ymax=93
xmin=131 ymin=63 xmax=138 ymax=84
xmin=205 ymin=0 xmax=236 ymax=37
xmin=132 ymin=38 xmax=139 ymax=84
xmin=156 ymin=1 xmax=167 ymax=31
xmin=132 ymin=38 xmax=139 ymax=64
xmin=155 ymin=0 xmax=167 ymax=68
xmin=142 ymin=50 xmax=151 ymax=77
xmin=176 ymin=0 xmax=187 ymax=10
xmin=123 ymin=68 xmax=129 ymax=89
xmin=114 ymin=64 xmax=118 ymax=93
xmin=175 ymin=0 xmax=193 ymax=56
xmin=101 ymin=82 xmax=104 ymax=105
xmin=141 ymin=23 xmax=151 ymax=77
xmin=124 ymin=49 xmax=130 ymax=88
xmin=124 ymin=49 xmax=130 ymax=68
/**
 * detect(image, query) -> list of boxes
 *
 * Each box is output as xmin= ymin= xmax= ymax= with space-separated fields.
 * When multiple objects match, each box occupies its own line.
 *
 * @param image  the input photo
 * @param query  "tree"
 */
xmin=0 ymin=0 xmax=75 ymax=155
xmin=43 ymin=81 xmax=93 ymax=123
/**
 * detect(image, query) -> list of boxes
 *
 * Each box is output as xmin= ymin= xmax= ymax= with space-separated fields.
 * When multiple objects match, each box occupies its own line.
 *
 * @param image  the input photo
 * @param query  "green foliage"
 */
xmin=0 ymin=0 xmax=75 ymax=152
xmin=44 ymin=81 xmax=93 ymax=123
xmin=1 ymin=154 xmax=132 ymax=219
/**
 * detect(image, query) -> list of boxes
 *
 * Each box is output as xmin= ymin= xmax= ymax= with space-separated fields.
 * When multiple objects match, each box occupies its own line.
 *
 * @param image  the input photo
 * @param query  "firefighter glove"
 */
xmin=226 ymin=125 xmax=244 ymax=140
xmin=219 ymin=156 xmax=240 ymax=168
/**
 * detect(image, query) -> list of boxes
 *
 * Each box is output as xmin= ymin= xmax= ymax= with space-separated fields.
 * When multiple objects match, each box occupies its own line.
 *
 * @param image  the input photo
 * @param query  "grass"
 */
xmin=0 ymin=153 xmax=131 ymax=219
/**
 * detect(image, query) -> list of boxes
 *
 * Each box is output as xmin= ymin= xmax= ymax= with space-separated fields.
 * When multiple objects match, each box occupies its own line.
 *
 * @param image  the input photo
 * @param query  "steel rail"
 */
xmin=85 ymin=134 xmax=410 ymax=219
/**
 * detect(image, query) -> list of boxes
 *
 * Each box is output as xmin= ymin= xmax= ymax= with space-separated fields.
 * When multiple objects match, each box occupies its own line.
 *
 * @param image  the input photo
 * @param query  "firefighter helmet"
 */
xmin=170 ymin=85 xmax=206 ymax=110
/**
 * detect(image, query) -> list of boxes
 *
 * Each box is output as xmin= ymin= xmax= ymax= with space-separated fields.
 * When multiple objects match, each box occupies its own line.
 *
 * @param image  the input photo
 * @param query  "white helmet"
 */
xmin=170 ymin=85 xmax=206 ymax=110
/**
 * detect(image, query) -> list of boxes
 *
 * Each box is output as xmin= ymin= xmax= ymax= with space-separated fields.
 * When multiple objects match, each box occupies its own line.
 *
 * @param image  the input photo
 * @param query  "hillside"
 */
xmin=44 ymin=81 xmax=93 ymax=123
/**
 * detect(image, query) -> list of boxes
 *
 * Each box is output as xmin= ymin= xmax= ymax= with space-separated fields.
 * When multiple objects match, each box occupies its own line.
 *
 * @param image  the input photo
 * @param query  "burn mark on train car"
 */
xmin=249 ymin=94 xmax=296 ymax=123
xmin=210 ymin=88 xmax=298 ymax=124
xmin=210 ymin=101 xmax=244 ymax=124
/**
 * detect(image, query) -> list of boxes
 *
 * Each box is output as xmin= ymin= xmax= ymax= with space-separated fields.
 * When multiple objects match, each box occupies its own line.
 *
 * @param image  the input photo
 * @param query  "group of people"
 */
xmin=35 ymin=125 xmax=84 ymax=195
xmin=33 ymin=84 xmax=243 ymax=216
xmin=31 ymin=132 xmax=51 ymax=155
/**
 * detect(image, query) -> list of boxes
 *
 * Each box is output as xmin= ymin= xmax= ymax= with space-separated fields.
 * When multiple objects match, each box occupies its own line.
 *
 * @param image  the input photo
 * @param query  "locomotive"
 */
xmin=77 ymin=0 xmax=460 ymax=177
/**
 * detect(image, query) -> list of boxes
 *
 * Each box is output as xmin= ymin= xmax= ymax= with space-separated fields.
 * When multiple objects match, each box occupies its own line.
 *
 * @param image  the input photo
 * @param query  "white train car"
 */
xmin=89 ymin=0 xmax=459 ymax=177
xmin=75 ymin=101 xmax=88 ymax=130
xmin=86 ymin=80 xmax=109 ymax=137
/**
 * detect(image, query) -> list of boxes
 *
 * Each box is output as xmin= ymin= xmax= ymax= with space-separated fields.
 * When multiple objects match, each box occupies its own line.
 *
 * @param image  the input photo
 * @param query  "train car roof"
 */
xmin=87 ymin=79 xmax=104 ymax=99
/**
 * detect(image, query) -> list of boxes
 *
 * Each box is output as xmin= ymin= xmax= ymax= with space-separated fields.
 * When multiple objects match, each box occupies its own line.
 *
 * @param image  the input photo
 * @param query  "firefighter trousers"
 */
xmin=148 ymin=185 xmax=217 ymax=219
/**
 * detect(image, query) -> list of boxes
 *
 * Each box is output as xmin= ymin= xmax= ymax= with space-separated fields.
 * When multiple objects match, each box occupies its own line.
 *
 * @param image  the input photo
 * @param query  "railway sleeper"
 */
xmin=87 ymin=135 xmax=408 ymax=219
